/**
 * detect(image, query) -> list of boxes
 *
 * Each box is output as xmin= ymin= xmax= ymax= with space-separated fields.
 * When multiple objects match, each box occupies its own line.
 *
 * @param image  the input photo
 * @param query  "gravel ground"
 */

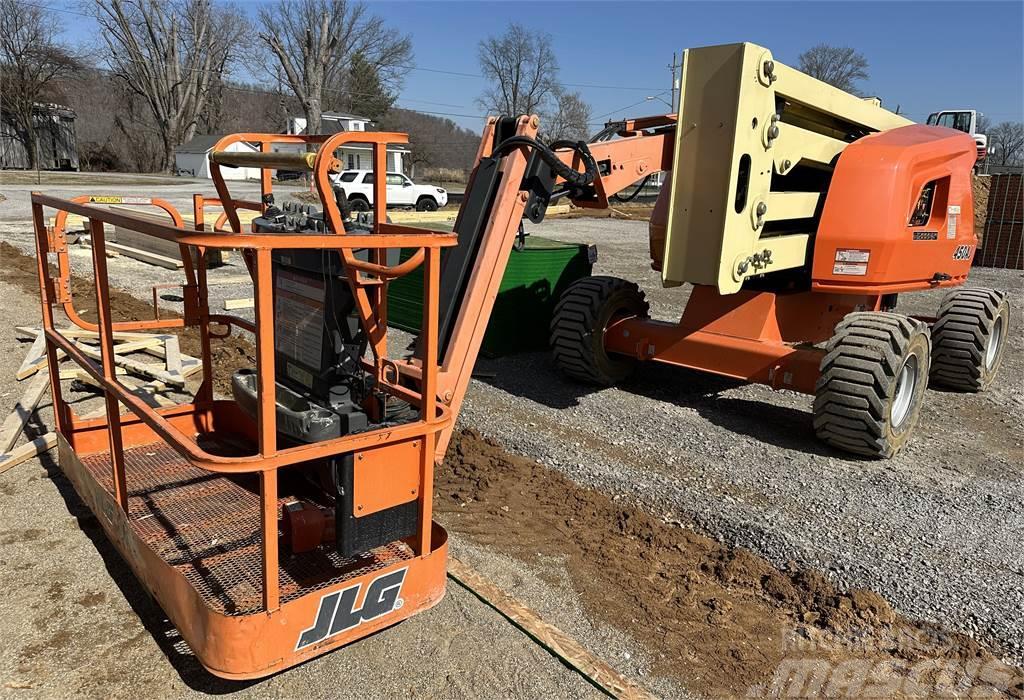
xmin=2 ymin=174 xmax=1020 ymax=687
xmin=0 ymin=278 xmax=613 ymax=699
xmin=460 ymin=217 xmax=1024 ymax=664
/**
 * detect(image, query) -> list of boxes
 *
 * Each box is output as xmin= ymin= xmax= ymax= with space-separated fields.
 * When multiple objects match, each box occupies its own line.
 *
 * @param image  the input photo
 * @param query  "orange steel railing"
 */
xmin=30 ymin=133 xmax=458 ymax=612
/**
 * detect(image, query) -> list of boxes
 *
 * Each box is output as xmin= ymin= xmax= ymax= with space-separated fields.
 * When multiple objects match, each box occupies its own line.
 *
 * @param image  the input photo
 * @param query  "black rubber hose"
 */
xmin=491 ymin=135 xmax=597 ymax=188
xmin=612 ymin=174 xmax=652 ymax=203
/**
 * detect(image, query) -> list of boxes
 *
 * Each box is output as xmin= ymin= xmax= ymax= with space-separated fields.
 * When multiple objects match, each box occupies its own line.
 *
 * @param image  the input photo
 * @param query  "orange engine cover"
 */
xmin=811 ymin=125 xmax=977 ymax=294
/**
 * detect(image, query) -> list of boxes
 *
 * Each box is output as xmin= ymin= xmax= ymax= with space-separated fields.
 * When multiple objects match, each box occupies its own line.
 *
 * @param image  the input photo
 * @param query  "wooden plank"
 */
xmin=74 ymin=343 xmax=185 ymax=388
xmin=0 ymin=407 xmax=105 ymax=475
xmin=446 ymin=557 xmax=655 ymax=700
xmin=163 ymin=335 xmax=182 ymax=375
xmin=0 ymin=434 xmax=57 ymax=475
xmin=67 ymin=367 xmax=127 ymax=388
xmin=206 ymin=274 xmax=252 ymax=286
xmin=16 ymin=326 xmax=160 ymax=342
xmin=16 ymin=333 xmax=49 ymax=380
xmin=138 ymin=340 xmax=201 ymax=378
xmin=223 ymin=297 xmax=254 ymax=310
xmin=108 ymin=205 xmax=222 ymax=266
xmin=0 ymin=373 xmax=50 ymax=454
xmin=120 ymin=377 xmax=175 ymax=408
xmin=77 ymin=336 xmax=165 ymax=355
xmin=105 ymin=242 xmax=183 ymax=270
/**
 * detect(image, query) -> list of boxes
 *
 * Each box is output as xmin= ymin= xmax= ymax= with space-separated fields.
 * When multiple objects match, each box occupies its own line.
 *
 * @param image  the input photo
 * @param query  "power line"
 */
xmin=398 ymin=64 xmax=663 ymax=92
xmin=591 ymin=92 xmax=671 ymax=121
xmin=22 ymin=2 xmax=666 ymax=94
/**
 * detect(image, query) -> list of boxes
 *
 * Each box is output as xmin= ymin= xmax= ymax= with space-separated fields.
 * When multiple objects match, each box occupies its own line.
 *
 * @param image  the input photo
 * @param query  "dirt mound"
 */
xmin=2 ymin=241 xmax=254 ymax=395
xmin=438 ymin=428 xmax=1022 ymax=697
xmin=974 ymin=174 xmax=991 ymax=244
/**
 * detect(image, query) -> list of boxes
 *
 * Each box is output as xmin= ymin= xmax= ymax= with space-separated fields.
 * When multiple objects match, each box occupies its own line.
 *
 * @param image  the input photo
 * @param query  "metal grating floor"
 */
xmin=81 ymin=441 xmax=413 ymax=616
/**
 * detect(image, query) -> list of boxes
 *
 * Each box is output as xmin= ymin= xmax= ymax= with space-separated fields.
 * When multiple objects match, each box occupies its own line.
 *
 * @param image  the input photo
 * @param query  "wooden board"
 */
xmin=0 ymin=373 xmax=50 ymax=454
xmin=0 ymin=434 xmax=57 ymax=475
xmin=223 ymin=297 xmax=254 ymax=310
xmin=108 ymin=205 xmax=223 ymax=266
xmin=74 ymin=343 xmax=185 ymax=388
xmin=104 ymin=242 xmax=183 ymax=270
xmin=16 ymin=333 xmax=49 ymax=380
xmin=446 ymin=557 xmax=654 ymax=700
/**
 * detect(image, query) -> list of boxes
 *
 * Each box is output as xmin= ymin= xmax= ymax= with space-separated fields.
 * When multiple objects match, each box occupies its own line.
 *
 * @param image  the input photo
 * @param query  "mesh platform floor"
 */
xmin=81 ymin=441 xmax=413 ymax=616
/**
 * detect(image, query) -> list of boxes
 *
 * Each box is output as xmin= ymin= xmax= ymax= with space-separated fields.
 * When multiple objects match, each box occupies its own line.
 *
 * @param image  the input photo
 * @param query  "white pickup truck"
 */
xmin=331 ymin=170 xmax=448 ymax=212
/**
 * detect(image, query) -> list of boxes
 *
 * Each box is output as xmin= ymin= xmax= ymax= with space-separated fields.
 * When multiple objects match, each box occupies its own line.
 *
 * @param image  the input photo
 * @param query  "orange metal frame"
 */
xmin=29 ymin=131 xmax=477 ymax=678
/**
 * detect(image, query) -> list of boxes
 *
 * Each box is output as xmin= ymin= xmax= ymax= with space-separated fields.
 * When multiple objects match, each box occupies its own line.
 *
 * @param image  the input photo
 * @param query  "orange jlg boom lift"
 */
xmin=30 ymin=43 xmax=1008 ymax=678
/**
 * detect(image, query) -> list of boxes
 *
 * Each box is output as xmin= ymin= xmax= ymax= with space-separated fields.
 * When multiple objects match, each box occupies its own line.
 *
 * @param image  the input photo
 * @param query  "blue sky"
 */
xmin=54 ymin=0 xmax=1023 ymax=134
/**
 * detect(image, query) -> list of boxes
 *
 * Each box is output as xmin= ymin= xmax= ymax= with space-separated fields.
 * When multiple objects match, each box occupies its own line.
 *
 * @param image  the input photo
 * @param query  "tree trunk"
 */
xmin=17 ymin=113 xmax=38 ymax=170
xmin=162 ymin=132 xmax=175 ymax=174
xmin=306 ymin=97 xmax=322 ymax=136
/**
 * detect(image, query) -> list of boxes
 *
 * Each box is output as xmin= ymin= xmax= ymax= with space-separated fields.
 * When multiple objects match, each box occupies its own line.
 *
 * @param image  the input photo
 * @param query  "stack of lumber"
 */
xmin=0 ymin=327 xmax=201 ymax=474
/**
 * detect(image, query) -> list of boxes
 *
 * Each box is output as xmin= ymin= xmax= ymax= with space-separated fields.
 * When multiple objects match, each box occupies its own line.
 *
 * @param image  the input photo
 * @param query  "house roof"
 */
xmin=175 ymin=134 xmax=256 ymax=154
xmin=322 ymin=111 xmax=371 ymax=121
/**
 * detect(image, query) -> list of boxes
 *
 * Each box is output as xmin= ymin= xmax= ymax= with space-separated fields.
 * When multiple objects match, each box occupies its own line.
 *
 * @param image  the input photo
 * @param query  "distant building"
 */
xmin=0 ymin=103 xmax=79 ymax=171
xmin=280 ymin=111 xmax=410 ymax=173
xmin=174 ymin=135 xmax=259 ymax=180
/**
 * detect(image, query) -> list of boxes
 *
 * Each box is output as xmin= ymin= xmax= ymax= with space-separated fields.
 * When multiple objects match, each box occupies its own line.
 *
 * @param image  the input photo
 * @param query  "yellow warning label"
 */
xmin=86 ymin=196 xmax=153 ymax=205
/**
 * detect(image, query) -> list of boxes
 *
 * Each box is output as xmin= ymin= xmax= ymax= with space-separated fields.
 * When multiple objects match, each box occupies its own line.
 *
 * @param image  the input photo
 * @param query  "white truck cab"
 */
xmin=926 ymin=109 xmax=987 ymax=161
xmin=331 ymin=170 xmax=448 ymax=211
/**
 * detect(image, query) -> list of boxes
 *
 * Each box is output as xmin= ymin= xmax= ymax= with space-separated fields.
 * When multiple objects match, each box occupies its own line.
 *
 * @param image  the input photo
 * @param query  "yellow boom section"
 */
xmin=662 ymin=42 xmax=912 ymax=294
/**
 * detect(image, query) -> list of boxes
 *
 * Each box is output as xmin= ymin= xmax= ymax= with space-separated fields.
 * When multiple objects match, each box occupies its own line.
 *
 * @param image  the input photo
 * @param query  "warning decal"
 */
xmin=947 ymin=205 xmax=960 ymax=239
xmin=835 ymin=248 xmax=870 ymax=264
xmin=87 ymin=195 xmax=153 ymax=205
xmin=833 ymin=262 xmax=868 ymax=276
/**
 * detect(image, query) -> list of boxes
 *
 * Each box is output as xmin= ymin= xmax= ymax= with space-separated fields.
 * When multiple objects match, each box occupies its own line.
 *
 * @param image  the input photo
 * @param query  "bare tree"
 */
xmin=477 ymin=24 xmax=559 ymax=117
xmin=0 ymin=0 xmax=81 ymax=168
xmin=94 ymin=0 xmax=246 ymax=172
xmin=542 ymin=90 xmax=591 ymax=142
xmin=254 ymin=0 xmax=412 ymax=135
xmin=797 ymin=44 xmax=869 ymax=93
xmin=987 ymin=121 xmax=1024 ymax=166
xmin=477 ymin=23 xmax=592 ymax=141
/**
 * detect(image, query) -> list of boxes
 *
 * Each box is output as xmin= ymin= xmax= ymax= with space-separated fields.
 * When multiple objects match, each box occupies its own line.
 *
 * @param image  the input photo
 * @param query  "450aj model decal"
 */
xmin=296 ymin=568 xmax=408 ymax=650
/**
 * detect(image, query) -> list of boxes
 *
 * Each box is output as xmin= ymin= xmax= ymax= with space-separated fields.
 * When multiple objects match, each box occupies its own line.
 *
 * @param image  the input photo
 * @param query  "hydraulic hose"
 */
xmin=491 ymin=135 xmax=598 ymax=188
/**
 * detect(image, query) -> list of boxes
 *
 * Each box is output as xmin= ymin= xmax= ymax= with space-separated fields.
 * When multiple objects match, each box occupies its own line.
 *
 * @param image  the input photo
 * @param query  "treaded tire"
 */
xmin=813 ymin=312 xmax=931 ymax=459
xmin=930 ymin=288 xmax=1009 ymax=392
xmin=348 ymin=196 xmax=369 ymax=212
xmin=550 ymin=276 xmax=648 ymax=386
xmin=416 ymin=197 xmax=439 ymax=212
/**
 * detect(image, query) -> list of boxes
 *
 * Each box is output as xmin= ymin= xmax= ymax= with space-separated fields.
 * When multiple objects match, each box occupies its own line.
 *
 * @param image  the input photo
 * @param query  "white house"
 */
xmin=278 ymin=111 xmax=409 ymax=174
xmin=174 ymin=135 xmax=260 ymax=180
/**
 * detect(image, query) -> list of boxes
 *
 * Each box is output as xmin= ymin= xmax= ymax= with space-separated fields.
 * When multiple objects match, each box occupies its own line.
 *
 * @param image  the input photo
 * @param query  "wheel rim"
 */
xmin=985 ymin=316 xmax=1004 ymax=370
xmin=891 ymin=354 xmax=918 ymax=429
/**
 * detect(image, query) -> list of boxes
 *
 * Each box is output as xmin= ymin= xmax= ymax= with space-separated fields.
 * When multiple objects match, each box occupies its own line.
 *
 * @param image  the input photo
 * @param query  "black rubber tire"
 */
xmin=550 ymin=276 xmax=649 ymax=386
xmin=930 ymin=288 xmax=1010 ymax=392
xmin=348 ymin=196 xmax=369 ymax=212
xmin=416 ymin=197 xmax=439 ymax=212
xmin=813 ymin=311 xmax=931 ymax=459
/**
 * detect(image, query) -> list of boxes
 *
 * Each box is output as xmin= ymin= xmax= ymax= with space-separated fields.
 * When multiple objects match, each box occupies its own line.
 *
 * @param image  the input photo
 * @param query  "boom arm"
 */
xmin=389 ymin=113 xmax=677 ymax=460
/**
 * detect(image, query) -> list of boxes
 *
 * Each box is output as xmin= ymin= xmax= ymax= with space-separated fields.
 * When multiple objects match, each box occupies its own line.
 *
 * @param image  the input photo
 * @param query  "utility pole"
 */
xmin=668 ymin=52 xmax=680 ymax=112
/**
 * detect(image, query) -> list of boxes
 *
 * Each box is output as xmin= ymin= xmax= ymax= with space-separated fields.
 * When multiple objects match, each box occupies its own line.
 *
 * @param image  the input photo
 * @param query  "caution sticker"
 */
xmin=835 ymin=248 xmax=870 ymax=263
xmin=86 ymin=195 xmax=153 ymax=205
xmin=947 ymin=205 xmax=960 ymax=239
xmin=833 ymin=262 xmax=868 ymax=276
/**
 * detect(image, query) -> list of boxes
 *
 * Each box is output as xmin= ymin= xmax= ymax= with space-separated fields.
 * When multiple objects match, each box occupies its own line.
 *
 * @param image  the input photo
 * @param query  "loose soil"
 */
xmin=1 ymin=241 xmax=255 ymax=395
xmin=438 ymin=428 xmax=1024 ymax=698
